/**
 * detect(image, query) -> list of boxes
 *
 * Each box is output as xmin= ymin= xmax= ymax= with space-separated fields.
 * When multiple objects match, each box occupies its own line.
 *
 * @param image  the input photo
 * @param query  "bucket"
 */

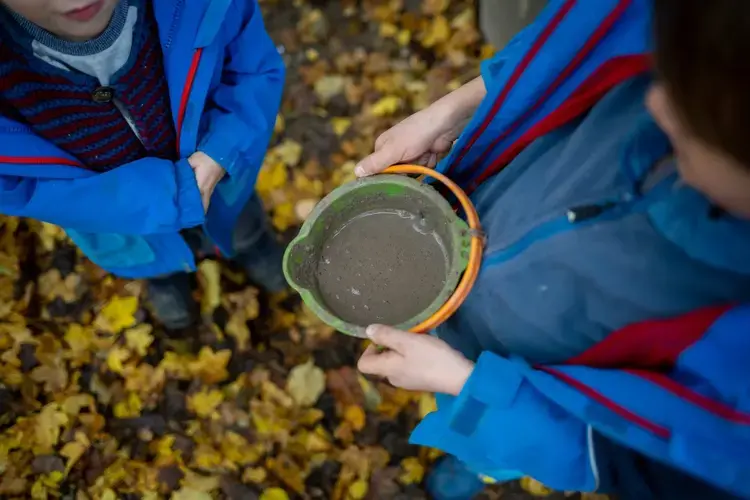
xmin=283 ymin=166 xmax=483 ymax=337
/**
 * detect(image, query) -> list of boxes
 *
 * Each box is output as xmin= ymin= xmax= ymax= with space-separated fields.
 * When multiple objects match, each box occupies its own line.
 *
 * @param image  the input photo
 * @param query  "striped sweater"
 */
xmin=0 ymin=1 xmax=176 ymax=172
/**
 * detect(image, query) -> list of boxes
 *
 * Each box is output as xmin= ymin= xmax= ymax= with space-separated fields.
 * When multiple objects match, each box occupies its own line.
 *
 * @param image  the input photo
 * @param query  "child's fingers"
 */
xmin=357 ymin=345 xmax=402 ymax=377
xmin=365 ymin=324 xmax=414 ymax=352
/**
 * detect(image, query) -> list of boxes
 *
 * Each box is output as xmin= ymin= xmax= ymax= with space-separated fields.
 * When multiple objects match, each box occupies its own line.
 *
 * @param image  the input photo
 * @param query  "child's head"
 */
xmin=648 ymin=0 xmax=750 ymax=219
xmin=1 ymin=0 xmax=118 ymax=42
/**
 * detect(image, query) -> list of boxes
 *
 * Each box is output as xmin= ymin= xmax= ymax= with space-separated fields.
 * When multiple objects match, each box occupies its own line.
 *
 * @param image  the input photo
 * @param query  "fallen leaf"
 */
xmin=188 ymin=388 xmax=224 ymax=419
xmin=172 ymin=488 xmax=213 ymax=500
xmin=260 ymin=487 xmax=290 ymax=500
xmin=198 ymin=260 xmax=222 ymax=316
xmin=370 ymin=96 xmax=403 ymax=117
xmin=520 ymin=477 xmax=553 ymax=497
xmin=189 ymin=347 xmax=231 ymax=384
xmin=314 ymin=75 xmax=347 ymax=101
xmin=399 ymin=457 xmax=425 ymax=485
xmin=95 ymin=295 xmax=138 ymax=333
xmin=343 ymin=405 xmax=366 ymax=432
xmin=286 ymin=359 xmax=326 ymax=407
xmin=113 ymin=392 xmax=143 ymax=418
xmin=59 ymin=432 xmax=90 ymax=472
xmin=106 ymin=346 xmax=131 ymax=375
xmin=125 ymin=324 xmax=154 ymax=357
xmin=242 ymin=466 xmax=267 ymax=484
xmin=348 ymin=479 xmax=368 ymax=499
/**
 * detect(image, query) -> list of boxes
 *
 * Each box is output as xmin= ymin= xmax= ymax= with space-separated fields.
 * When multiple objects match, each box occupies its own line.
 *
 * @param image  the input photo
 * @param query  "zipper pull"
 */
xmin=566 ymin=202 xmax=616 ymax=223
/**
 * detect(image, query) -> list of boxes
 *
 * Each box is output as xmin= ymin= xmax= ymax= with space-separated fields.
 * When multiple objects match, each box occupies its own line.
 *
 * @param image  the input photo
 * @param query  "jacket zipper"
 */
xmin=483 ymin=177 xmax=675 ymax=269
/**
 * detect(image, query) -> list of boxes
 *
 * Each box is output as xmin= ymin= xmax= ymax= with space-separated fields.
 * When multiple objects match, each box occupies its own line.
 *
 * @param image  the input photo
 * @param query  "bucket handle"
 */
xmin=381 ymin=165 xmax=484 ymax=334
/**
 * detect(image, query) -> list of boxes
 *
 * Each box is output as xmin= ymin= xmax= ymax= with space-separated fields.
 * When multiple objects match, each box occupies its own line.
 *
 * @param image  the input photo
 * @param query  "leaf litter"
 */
xmin=0 ymin=0 xmax=591 ymax=498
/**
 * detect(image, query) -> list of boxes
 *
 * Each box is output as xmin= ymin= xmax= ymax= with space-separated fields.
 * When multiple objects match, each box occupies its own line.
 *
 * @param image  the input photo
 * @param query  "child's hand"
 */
xmin=354 ymin=104 xmax=460 ymax=177
xmin=357 ymin=324 xmax=474 ymax=395
xmin=188 ymin=152 xmax=226 ymax=212
xmin=354 ymin=76 xmax=486 ymax=177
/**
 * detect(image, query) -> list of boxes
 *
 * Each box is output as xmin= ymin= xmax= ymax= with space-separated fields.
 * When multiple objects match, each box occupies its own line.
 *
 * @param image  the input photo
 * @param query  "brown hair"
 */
xmin=653 ymin=0 xmax=750 ymax=166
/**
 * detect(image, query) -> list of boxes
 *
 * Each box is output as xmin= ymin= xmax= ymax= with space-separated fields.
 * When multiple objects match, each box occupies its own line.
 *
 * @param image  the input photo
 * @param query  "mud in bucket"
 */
xmin=283 ymin=166 xmax=483 ymax=337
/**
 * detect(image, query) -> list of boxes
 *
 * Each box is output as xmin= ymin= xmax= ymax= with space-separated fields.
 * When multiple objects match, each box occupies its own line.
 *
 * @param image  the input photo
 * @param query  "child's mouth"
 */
xmin=64 ymin=0 xmax=104 ymax=22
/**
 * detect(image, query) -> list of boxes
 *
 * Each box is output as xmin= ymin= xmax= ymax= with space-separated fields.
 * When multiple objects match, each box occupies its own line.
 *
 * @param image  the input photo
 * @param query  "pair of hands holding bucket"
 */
xmin=352 ymin=100 xmax=483 ymax=397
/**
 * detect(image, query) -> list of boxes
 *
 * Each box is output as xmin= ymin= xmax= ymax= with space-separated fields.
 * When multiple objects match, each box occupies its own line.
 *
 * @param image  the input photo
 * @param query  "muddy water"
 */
xmin=316 ymin=209 xmax=448 ymax=326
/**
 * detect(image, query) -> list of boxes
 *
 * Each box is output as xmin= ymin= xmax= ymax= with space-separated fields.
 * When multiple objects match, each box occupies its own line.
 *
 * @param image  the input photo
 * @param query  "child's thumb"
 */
xmin=355 ymin=149 xmax=399 ymax=177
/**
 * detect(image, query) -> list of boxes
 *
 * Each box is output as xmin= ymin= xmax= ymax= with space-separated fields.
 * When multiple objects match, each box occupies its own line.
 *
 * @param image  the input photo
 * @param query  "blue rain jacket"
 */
xmin=0 ymin=0 xmax=284 ymax=278
xmin=411 ymin=1 xmax=750 ymax=497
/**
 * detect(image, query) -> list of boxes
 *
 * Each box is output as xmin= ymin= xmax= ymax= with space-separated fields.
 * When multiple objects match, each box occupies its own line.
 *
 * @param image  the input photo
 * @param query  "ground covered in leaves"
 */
xmin=0 ymin=1 xmax=594 ymax=499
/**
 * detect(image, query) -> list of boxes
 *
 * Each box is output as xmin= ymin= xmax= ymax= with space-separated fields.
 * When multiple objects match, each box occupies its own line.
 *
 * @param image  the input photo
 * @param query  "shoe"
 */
xmin=235 ymin=232 xmax=288 ymax=293
xmin=426 ymin=456 xmax=487 ymax=500
xmin=147 ymin=273 xmax=197 ymax=330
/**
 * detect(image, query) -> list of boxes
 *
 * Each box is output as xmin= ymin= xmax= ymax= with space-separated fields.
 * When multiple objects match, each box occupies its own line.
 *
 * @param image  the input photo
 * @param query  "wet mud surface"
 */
xmin=316 ymin=209 xmax=448 ymax=326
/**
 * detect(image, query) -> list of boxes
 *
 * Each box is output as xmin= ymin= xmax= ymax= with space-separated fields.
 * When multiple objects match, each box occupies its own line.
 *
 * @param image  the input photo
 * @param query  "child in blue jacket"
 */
xmin=0 ymin=0 xmax=285 ymax=329
xmin=356 ymin=0 xmax=750 ymax=498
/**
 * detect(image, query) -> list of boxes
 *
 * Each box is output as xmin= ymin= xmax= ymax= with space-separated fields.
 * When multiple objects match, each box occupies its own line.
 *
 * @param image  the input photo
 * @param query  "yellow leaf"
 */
xmin=221 ymin=432 xmax=263 ymax=466
xmin=60 ymin=432 xmax=90 ymax=472
xmin=100 ymin=488 xmax=117 ymax=500
xmin=242 ymin=467 xmax=267 ymax=484
xmin=181 ymin=470 xmax=221 ymax=493
xmin=64 ymin=323 xmax=93 ymax=353
xmin=260 ymin=487 xmax=290 ymax=500
xmin=272 ymin=201 xmax=296 ymax=232
xmin=193 ymin=443 xmax=224 ymax=471
xmin=343 ymin=405 xmax=366 ymax=432
xmin=189 ymin=347 xmax=231 ymax=384
xmin=256 ymin=160 xmax=288 ymax=195
xmin=357 ymin=374 xmax=382 ymax=411
xmin=286 ymin=359 xmax=326 ymax=407
xmin=106 ymin=346 xmax=130 ymax=375
xmin=187 ymin=388 xmax=224 ymax=419
xmin=314 ymin=75 xmax=346 ymax=101
xmin=379 ymin=22 xmax=398 ymax=38
xmin=113 ymin=392 xmax=143 ymax=418
xmin=397 ymin=29 xmax=412 ymax=47
xmin=399 ymin=457 xmax=425 ymax=485
xmin=125 ymin=324 xmax=153 ymax=357
xmin=198 ymin=260 xmax=222 ymax=316
xmin=172 ymin=487 xmax=213 ymax=500
xmin=418 ymin=393 xmax=437 ymax=419
xmin=422 ymin=0 xmax=449 ymax=15
xmin=421 ymin=15 xmax=450 ymax=48
xmin=370 ymin=96 xmax=403 ymax=117
xmin=159 ymin=351 xmax=193 ymax=379
xmin=95 ymin=295 xmax=138 ymax=333
xmin=274 ymin=139 xmax=303 ymax=167
xmin=61 ymin=394 xmax=94 ymax=416
xmin=274 ymin=113 xmax=285 ymax=134
xmin=33 ymin=404 xmax=68 ymax=454
xmin=348 ymin=479 xmax=368 ymax=500
xmin=520 ymin=477 xmax=553 ymax=497
xmin=331 ymin=117 xmax=352 ymax=137
xmin=225 ymin=310 xmax=251 ymax=352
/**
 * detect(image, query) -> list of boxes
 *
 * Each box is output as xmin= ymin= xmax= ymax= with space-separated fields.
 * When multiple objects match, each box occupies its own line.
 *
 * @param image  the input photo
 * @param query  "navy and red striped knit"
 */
xmin=0 ymin=4 xmax=176 ymax=172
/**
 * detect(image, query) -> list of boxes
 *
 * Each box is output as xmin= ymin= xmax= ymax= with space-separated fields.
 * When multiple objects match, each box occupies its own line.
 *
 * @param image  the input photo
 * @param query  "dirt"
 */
xmin=315 ymin=208 xmax=448 ymax=326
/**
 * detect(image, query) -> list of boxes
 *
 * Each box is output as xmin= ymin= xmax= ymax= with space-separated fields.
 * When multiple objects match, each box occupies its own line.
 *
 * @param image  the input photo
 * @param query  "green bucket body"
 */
xmin=283 ymin=175 xmax=471 ymax=337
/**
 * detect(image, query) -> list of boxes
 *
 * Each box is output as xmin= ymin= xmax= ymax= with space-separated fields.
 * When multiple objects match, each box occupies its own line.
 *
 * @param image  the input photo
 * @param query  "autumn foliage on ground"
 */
xmin=0 ymin=1 xmax=592 ymax=499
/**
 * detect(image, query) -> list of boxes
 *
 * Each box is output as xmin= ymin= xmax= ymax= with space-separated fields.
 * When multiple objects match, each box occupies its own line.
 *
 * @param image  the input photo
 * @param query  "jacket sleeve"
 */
xmin=0 ymin=157 xmax=204 ymax=234
xmin=197 ymin=0 xmax=285 ymax=181
xmin=410 ymin=352 xmax=598 ymax=493
xmin=412 ymin=305 xmax=750 ymax=498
